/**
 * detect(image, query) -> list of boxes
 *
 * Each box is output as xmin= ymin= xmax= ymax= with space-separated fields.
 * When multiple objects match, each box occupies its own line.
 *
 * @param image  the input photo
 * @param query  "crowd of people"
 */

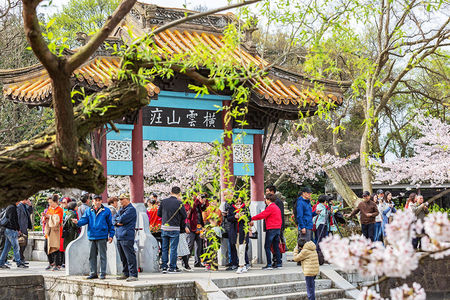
xmin=0 ymin=184 xmax=430 ymax=299
xmin=148 ymin=185 xmax=286 ymax=274
xmin=344 ymin=189 xmax=428 ymax=247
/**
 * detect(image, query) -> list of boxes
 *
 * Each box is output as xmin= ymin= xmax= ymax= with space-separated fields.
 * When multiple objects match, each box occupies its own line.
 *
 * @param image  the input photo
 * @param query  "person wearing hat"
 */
xmin=296 ymin=187 xmax=316 ymax=247
xmin=72 ymin=194 xmax=114 ymax=279
xmin=345 ymin=191 xmax=379 ymax=241
xmin=114 ymin=193 xmax=138 ymax=281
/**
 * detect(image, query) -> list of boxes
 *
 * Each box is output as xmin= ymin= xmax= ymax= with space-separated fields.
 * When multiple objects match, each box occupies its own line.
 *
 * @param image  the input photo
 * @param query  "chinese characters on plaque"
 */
xmin=142 ymin=106 xmax=223 ymax=129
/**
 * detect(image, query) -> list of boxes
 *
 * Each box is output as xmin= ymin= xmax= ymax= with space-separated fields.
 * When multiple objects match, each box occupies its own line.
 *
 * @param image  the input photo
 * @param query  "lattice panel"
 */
xmin=233 ymin=144 xmax=253 ymax=163
xmin=107 ymin=140 xmax=132 ymax=161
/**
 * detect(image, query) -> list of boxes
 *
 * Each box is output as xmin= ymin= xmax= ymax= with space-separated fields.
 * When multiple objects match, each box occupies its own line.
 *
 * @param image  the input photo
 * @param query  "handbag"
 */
xmin=271 ymin=241 xmax=286 ymax=254
xmin=312 ymin=215 xmax=319 ymax=232
xmin=18 ymin=234 xmax=27 ymax=247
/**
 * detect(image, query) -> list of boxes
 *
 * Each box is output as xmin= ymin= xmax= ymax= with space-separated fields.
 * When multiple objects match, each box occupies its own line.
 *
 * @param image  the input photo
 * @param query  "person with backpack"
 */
xmin=0 ymin=201 xmax=28 ymax=269
xmin=17 ymin=199 xmax=32 ymax=264
xmin=72 ymin=194 xmax=114 ymax=279
xmin=158 ymin=186 xmax=187 ymax=273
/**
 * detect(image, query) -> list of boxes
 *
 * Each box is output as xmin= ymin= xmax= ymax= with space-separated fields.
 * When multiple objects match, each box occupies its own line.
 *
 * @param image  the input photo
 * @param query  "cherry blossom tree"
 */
xmin=320 ymin=210 xmax=450 ymax=299
xmin=108 ymin=134 xmax=358 ymax=196
xmin=373 ymin=116 xmax=450 ymax=187
xmin=265 ymin=133 xmax=359 ymax=186
xmin=108 ymin=141 xmax=218 ymax=196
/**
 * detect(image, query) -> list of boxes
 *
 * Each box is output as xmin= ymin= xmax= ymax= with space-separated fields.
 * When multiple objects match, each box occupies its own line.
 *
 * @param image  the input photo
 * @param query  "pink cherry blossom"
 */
xmin=389 ymin=283 xmax=426 ymax=300
xmin=374 ymin=116 xmax=450 ymax=187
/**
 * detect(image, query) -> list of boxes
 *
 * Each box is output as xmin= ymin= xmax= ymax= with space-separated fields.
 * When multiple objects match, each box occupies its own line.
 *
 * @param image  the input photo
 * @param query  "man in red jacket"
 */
xmin=251 ymin=193 xmax=282 ymax=270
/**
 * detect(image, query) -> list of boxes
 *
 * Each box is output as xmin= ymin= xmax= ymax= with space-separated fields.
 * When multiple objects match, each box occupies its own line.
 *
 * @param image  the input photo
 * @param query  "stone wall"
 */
xmin=44 ymin=277 xmax=198 ymax=300
xmin=380 ymin=256 xmax=450 ymax=299
xmin=0 ymin=275 xmax=45 ymax=300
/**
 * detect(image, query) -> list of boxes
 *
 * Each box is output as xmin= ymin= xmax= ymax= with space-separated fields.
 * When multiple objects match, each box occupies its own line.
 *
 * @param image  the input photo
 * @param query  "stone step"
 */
xmin=222 ymin=279 xmax=332 ymax=299
xmin=213 ymin=272 xmax=305 ymax=288
xmin=234 ymin=288 xmax=346 ymax=300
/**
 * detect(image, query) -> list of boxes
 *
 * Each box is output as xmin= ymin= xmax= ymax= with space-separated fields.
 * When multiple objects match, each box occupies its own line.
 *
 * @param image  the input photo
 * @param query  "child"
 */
xmin=293 ymin=241 xmax=319 ymax=300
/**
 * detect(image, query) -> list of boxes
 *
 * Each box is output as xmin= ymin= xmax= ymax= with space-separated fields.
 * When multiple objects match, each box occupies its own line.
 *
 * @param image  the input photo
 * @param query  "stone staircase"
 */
xmin=212 ymin=272 xmax=348 ymax=300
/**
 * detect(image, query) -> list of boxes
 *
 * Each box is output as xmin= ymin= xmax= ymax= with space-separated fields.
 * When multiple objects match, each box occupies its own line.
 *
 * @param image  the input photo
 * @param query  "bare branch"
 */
xmin=22 ymin=0 xmax=59 ymax=75
xmin=152 ymin=0 xmax=261 ymax=36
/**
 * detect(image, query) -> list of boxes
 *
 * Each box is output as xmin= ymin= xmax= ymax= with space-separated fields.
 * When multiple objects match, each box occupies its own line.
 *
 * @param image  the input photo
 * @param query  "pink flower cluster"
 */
xmin=374 ymin=116 xmax=450 ymax=187
xmin=320 ymin=211 xmax=450 ymax=298
xmin=358 ymin=283 xmax=426 ymax=300
xmin=265 ymin=134 xmax=358 ymax=184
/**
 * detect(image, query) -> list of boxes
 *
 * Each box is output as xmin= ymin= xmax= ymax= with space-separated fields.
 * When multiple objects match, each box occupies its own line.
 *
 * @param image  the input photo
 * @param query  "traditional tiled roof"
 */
xmin=140 ymin=27 xmax=343 ymax=106
xmin=1 ymin=57 xmax=160 ymax=105
xmin=0 ymin=3 xmax=348 ymax=109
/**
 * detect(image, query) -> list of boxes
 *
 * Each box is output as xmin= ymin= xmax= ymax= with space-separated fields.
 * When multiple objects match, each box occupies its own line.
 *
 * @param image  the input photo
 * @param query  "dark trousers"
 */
xmin=265 ymin=229 xmax=281 ymax=267
xmin=161 ymin=230 xmax=180 ymax=270
xmin=89 ymin=239 xmax=107 ymax=276
xmin=305 ymin=276 xmax=316 ymax=300
xmin=361 ymin=223 xmax=375 ymax=241
xmin=187 ymin=232 xmax=203 ymax=265
xmin=19 ymin=235 xmax=28 ymax=262
xmin=315 ymin=224 xmax=328 ymax=251
xmin=0 ymin=227 xmax=6 ymax=257
xmin=44 ymin=239 xmax=62 ymax=266
xmin=117 ymin=240 xmax=138 ymax=277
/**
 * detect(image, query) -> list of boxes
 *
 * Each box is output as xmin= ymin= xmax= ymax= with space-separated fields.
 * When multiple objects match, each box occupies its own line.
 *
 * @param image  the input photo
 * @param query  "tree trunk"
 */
xmin=0 ymin=80 xmax=149 ymax=207
xmin=310 ymin=126 xmax=359 ymax=208
xmin=360 ymin=122 xmax=373 ymax=194
xmin=325 ymin=167 xmax=359 ymax=208
xmin=51 ymin=72 xmax=78 ymax=164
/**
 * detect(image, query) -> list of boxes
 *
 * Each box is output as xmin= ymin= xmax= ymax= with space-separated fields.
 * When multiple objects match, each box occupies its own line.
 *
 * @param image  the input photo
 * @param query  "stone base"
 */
xmin=0 ymin=275 xmax=45 ymax=300
xmin=44 ymin=276 xmax=197 ymax=300
xmin=65 ymin=203 xmax=159 ymax=275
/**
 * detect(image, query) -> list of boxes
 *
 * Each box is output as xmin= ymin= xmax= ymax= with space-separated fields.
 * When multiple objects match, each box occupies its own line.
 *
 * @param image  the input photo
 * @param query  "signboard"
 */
xmin=142 ymin=106 xmax=223 ymax=129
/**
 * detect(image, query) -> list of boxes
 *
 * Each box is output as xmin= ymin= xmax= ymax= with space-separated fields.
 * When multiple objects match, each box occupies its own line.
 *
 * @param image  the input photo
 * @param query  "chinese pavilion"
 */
xmin=1 ymin=3 xmax=348 ymax=266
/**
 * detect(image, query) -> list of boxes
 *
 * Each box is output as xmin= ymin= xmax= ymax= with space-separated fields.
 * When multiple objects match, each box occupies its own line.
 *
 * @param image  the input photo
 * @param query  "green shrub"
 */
xmin=284 ymin=227 xmax=298 ymax=251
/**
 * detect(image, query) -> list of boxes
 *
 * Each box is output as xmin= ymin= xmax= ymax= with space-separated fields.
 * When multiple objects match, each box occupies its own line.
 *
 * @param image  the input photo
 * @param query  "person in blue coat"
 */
xmin=113 ymin=193 xmax=138 ymax=282
xmin=73 ymin=194 xmax=114 ymax=279
xmin=296 ymin=187 xmax=316 ymax=247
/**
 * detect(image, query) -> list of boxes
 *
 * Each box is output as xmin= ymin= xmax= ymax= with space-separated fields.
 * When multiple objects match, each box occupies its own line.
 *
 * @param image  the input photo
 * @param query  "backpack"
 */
xmin=317 ymin=248 xmax=325 ymax=265
xmin=0 ymin=208 xmax=8 ymax=227
xmin=61 ymin=212 xmax=73 ymax=238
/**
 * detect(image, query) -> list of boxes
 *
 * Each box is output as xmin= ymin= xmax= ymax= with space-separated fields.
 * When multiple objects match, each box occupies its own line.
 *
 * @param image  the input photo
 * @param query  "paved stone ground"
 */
xmin=0 ymin=260 xmax=305 ymax=284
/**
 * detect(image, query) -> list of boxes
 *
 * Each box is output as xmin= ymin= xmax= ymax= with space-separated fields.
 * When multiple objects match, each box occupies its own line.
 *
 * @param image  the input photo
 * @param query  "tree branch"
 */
xmin=66 ymin=0 xmax=137 ymax=73
xmin=152 ymin=0 xmax=262 ymax=37
xmin=22 ymin=0 xmax=59 ymax=75
xmin=0 ymin=80 xmax=149 ymax=206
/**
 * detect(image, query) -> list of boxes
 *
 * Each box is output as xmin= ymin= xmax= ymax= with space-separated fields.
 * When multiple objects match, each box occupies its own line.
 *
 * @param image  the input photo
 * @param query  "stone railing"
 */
xmin=24 ymin=231 xmax=47 ymax=262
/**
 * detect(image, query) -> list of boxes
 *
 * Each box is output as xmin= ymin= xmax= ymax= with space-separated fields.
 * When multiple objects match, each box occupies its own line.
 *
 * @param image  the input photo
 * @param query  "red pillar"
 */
xmin=130 ymin=109 xmax=144 ymax=203
xmin=251 ymin=134 xmax=264 ymax=202
xmin=221 ymin=100 xmax=234 ymax=201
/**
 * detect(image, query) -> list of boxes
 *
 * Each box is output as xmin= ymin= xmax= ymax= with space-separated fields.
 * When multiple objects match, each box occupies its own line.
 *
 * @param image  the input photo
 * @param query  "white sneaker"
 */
xmin=236 ymin=267 xmax=244 ymax=274
xmin=242 ymin=265 xmax=248 ymax=273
